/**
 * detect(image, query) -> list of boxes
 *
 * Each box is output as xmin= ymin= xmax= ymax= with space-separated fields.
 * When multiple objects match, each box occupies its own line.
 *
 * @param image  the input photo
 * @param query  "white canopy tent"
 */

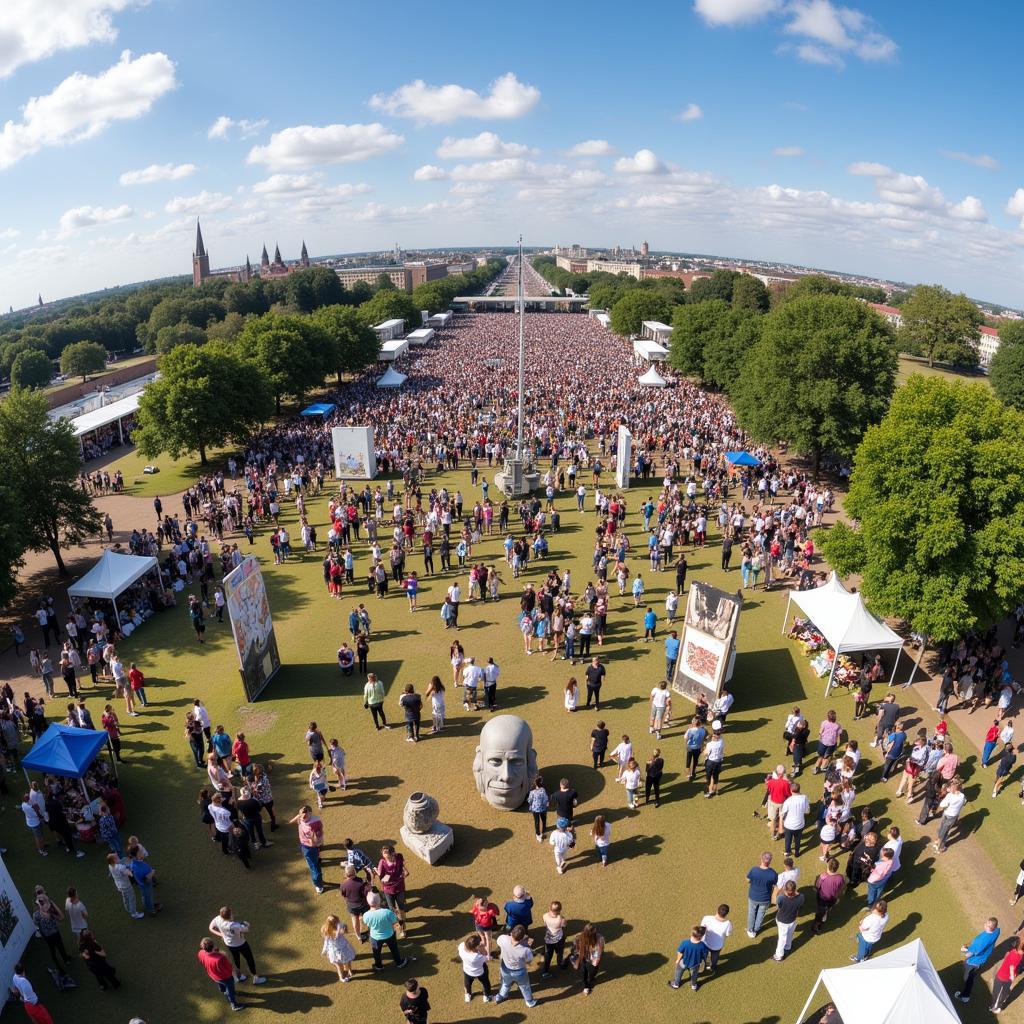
xmin=632 ymin=337 xmax=669 ymax=363
xmin=376 ymin=366 xmax=407 ymax=388
xmin=641 ymin=320 xmax=673 ymax=343
xmin=796 ymin=940 xmax=959 ymax=1024
xmin=380 ymin=338 xmax=409 ymax=362
xmin=595 ymin=312 xmax=611 ymax=328
xmin=428 ymin=310 xmax=453 ymax=328
xmin=372 ymin=318 xmax=405 ymax=342
xmin=782 ymin=572 xmax=905 ymax=695
xmin=67 ymin=549 xmax=160 ymax=628
xmin=638 ymin=365 xmax=667 ymax=387
xmin=406 ymin=327 xmax=435 ymax=345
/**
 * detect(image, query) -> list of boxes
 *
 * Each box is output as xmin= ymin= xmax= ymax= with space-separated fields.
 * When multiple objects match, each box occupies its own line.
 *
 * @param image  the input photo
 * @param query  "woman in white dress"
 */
xmin=426 ymin=676 xmax=446 ymax=734
xmin=321 ymin=915 xmax=355 ymax=981
xmin=564 ymin=677 xmax=578 ymax=713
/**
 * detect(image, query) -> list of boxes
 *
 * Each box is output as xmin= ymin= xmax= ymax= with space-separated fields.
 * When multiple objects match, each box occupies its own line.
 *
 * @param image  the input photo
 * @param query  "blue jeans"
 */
xmin=666 ymin=658 xmax=677 ymax=679
xmin=138 ymin=879 xmax=155 ymax=914
xmin=982 ymin=741 xmax=996 ymax=766
xmin=498 ymin=965 xmax=536 ymax=1005
xmin=135 ymin=687 xmax=148 ymax=706
xmin=747 ymin=900 xmax=769 ymax=934
xmin=856 ymin=935 xmax=876 ymax=961
xmin=565 ymin=637 xmax=575 ymax=660
xmin=216 ymin=975 xmax=239 ymax=1007
xmin=107 ymin=835 xmax=124 ymax=858
xmin=301 ymin=845 xmax=323 ymax=889
xmin=866 ymin=880 xmax=887 ymax=906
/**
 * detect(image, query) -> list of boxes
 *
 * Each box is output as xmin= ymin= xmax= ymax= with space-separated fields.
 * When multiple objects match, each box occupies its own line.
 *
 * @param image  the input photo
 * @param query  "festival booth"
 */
xmin=641 ymin=320 xmax=673 ymax=344
xmin=632 ymin=337 xmax=669 ymax=364
xmin=406 ymin=327 xmax=435 ymax=345
xmin=372 ymin=318 xmax=405 ymax=343
xmin=796 ymin=940 xmax=959 ymax=1024
xmin=782 ymin=572 xmax=905 ymax=695
xmin=638 ymin=365 xmax=667 ymax=387
xmin=0 ymin=854 xmax=34 ymax=1004
xmin=300 ymin=402 xmax=335 ymax=418
xmin=380 ymin=338 xmax=409 ymax=362
xmin=594 ymin=312 xmax=611 ymax=328
xmin=376 ymin=366 xmax=407 ymax=388
xmin=428 ymin=310 xmax=453 ymax=329
xmin=67 ymin=549 xmax=161 ymax=633
xmin=726 ymin=451 xmax=761 ymax=468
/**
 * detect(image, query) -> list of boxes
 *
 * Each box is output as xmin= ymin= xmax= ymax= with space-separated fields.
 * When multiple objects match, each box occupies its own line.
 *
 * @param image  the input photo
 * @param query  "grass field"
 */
xmin=98 ymin=444 xmax=234 ymax=498
xmin=897 ymin=354 xmax=991 ymax=387
xmin=4 ymin=466 xmax=1014 ymax=1024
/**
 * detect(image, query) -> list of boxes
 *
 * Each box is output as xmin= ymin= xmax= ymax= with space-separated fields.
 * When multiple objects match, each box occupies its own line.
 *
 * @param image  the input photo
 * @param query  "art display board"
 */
xmin=615 ymin=424 xmax=632 ymax=490
xmin=672 ymin=580 xmax=742 ymax=705
xmin=332 ymin=425 xmax=377 ymax=480
xmin=223 ymin=555 xmax=281 ymax=702
xmin=0 ymin=854 xmax=34 ymax=1006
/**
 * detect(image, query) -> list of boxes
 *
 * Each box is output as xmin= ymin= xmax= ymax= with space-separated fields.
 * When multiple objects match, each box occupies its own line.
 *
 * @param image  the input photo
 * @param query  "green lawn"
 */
xmin=4 ymin=467 xmax=1010 ymax=1024
xmin=897 ymin=354 xmax=991 ymax=388
xmin=98 ymin=444 xmax=235 ymax=498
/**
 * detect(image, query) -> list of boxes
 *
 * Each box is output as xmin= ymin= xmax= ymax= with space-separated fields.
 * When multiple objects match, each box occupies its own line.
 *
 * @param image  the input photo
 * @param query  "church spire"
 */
xmin=194 ymin=219 xmax=206 ymax=258
xmin=273 ymin=243 xmax=283 ymax=266
xmin=260 ymin=243 xmax=269 ymax=268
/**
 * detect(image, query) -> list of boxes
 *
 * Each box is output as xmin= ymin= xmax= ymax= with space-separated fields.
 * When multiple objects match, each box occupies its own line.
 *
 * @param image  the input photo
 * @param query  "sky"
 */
xmin=1 ymin=0 xmax=1023 ymax=310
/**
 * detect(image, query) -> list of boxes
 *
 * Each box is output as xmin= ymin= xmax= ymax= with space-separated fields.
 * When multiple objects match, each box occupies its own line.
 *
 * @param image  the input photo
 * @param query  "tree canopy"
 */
xmin=10 ymin=349 xmax=53 ymax=389
xmin=235 ymin=312 xmax=328 ymax=413
xmin=990 ymin=321 xmax=1024 ymax=410
xmin=822 ymin=377 xmax=1024 ymax=641
xmin=669 ymin=299 xmax=731 ymax=381
xmin=357 ymin=291 xmax=422 ymax=332
xmin=59 ymin=340 xmax=107 ymax=382
xmin=731 ymin=275 xmax=770 ymax=313
xmin=310 ymin=305 xmax=380 ymax=379
xmin=732 ymin=294 xmax=897 ymax=471
xmin=609 ymin=290 xmax=671 ymax=337
xmin=897 ymin=284 xmax=983 ymax=367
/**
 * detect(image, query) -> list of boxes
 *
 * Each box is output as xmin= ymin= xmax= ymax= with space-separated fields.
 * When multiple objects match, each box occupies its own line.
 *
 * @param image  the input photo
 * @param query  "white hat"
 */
xmin=711 ymin=719 xmax=723 ymax=731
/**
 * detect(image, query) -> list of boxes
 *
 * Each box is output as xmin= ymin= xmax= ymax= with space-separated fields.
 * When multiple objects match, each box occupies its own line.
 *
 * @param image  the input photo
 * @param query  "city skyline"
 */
xmin=1 ymin=1 xmax=1023 ymax=308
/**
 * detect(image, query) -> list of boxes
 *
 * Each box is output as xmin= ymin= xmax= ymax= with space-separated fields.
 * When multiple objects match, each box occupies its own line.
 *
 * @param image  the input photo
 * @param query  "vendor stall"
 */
xmin=67 ymin=549 xmax=161 ymax=633
xmin=376 ymin=366 xmax=407 ymax=388
xmin=726 ymin=451 xmax=761 ymax=468
xmin=300 ymin=402 xmax=335 ymax=418
xmin=782 ymin=572 xmax=905 ymax=695
xmin=638 ymin=365 xmax=667 ymax=387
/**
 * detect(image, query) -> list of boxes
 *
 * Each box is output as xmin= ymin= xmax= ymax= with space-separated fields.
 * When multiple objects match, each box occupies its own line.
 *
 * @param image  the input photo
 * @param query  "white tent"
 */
xmin=406 ymin=327 xmax=435 ymax=345
xmin=782 ymin=571 xmax=905 ymax=694
xmin=638 ymin=365 xmax=667 ymax=387
xmin=67 ymin=549 xmax=160 ymax=628
xmin=376 ymin=366 xmax=407 ymax=388
xmin=796 ymin=940 xmax=959 ymax=1024
xmin=633 ymin=337 xmax=669 ymax=363
xmin=380 ymin=338 xmax=409 ymax=362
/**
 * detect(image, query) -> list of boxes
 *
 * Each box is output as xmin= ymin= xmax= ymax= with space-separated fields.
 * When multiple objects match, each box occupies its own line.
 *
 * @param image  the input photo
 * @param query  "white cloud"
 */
xmin=207 ymin=116 xmax=268 ymax=141
xmin=0 ymin=228 xmax=19 ymax=239
xmin=435 ymin=132 xmax=534 ymax=159
xmin=614 ymin=149 xmax=667 ymax=175
xmin=0 ymin=50 xmax=177 ymax=171
xmin=941 ymin=150 xmax=999 ymax=171
xmin=848 ymin=161 xmax=891 ymax=177
xmin=794 ymin=42 xmax=844 ymax=67
xmin=247 ymin=123 xmax=403 ymax=170
xmin=0 ymin=0 xmax=140 ymax=79
xmin=849 ymin=162 xmax=945 ymax=210
xmin=368 ymin=72 xmax=539 ymax=123
xmin=1005 ymin=188 xmax=1024 ymax=229
xmin=119 ymin=161 xmax=196 ymax=185
xmin=677 ymin=103 xmax=703 ymax=122
xmin=251 ymin=173 xmax=320 ymax=195
xmin=58 ymin=203 xmax=132 ymax=237
xmin=449 ymin=158 xmax=545 ymax=182
xmin=164 ymin=190 xmax=233 ymax=215
xmin=413 ymin=164 xmax=448 ymax=182
xmin=693 ymin=0 xmax=780 ymax=26
xmin=950 ymin=196 xmax=987 ymax=222
xmin=773 ymin=146 xmax=805 ymax=157
xmin=567 ymin=139 xmax=615 ymax=157
xmin=290 ymin=183 xmax=372 ymax=214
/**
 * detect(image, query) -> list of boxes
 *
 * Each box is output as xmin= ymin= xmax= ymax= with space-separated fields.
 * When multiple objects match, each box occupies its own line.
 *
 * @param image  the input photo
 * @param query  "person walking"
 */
xmin=933 ymin=780 xmax=966 ymax=854
xmin=400 ymin=978 xmax=430 ymax=1024
xmin=362 ymin=891 xmax=409 ymax=970
xmin=812 ymin=859 xmax=846 ymax=934
xmin=289 ymin=805 xmax=325 ymax=894
xmin=851 ymin=901 xmax=889 ymax=962
xmin=649 ymin=682 xmax=670 ymax=739
xmin=764 ymin=765 xmax=792 ymax=841
xmin=699 ymin=906 xmax=732 ymax=974
xmin=363 ymin=673 xmax=388 ymax=730
xmin=377 ymin=846 xmax=410 ymax=937
xmin=209 ymin=907 xmax=267 ymax=985
xmin=772 ymin=881 xmax=805 ymax=961
xmin=781 ymin=783 xmax=810 ymax=856
xmin=527 ymin=776 xmax=548 ymax=842
xmin=494 ymin=925 xmax=537 ymax=1007
xmin=645 ymin=749 xmax=664 ymax=807
xmin=400 ymin=684 xmax=422 ymax=743
xmin=541 ymin=901 xmax=568 ymax=977
xmin=9 ymin=963 xmax=54 ymax=1024
xmin=458 ymin=933 xmax=492 ymax=1002
xmin=990 ymin=935 xmax=1022 ymax=1013
xmin=746 ymin=852 xmax=778 ymax=938
xmin=571 ymin=922 xmax=604 ymax=996
xmin=31 ymin=891 xmax=70 ymax=972
xmin=197 ymin=937 xmax=243 ymax=1011
xmin=321 ymin=915 xmax=356 ymax=982
xmin=955 ymin=917 xmax=1000 ymax=1004
xmin=425 ymin=677 xmax=446 ymax=734
xmin=668 ymin=926 xmax=709 ymax=991
xmin=993 ymin=742 xmax=1017 ymax=798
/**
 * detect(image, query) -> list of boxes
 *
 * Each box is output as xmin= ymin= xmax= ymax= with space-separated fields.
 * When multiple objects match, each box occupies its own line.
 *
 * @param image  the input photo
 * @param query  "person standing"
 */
xmin=197 ymin=937 xmax=243 ymax=1011
xmin=400 ymin=685 xmax=422 ymax=743
xmin=851 ymin=901 xmax=889 ymax=962
xmin=668 ymin=926 xmax=708 ymax=991
xmin=704 ymin=725 xmax=724 ymax=799
xmin=955 ymin=917 xmax=1001 ymax=1004
xmin=362 ymin=892 xmax=409 ymax=970
xmin=772 ymin=881 xmax=805 ymax=961
xmin=106 ymin=853 xmax=144 ymax=918
xmin=77 ymin=935 xmax=117 ymax=991
xmin=483 ymin=658 xmax=500 ymax=711
xmin=812 ymin=859 xmax=846 ymax=934
xmin=649 ymin=682 xmax=670 ymax=739
xmin=865 ymin=849 xmax=895 ymax=906
xmin=645 ymin=749 xmax=665 ymax=807
xmin=699 ymin=906 xmax=732 ymax=973
xmin=458 ymin=933 xmax=492 ymax=1003
xmin=377 ymin=845 xmax=410 ymax=937
xmin=399 ymin=978 xmax=430 ymax=1024
xmin=933 ymin=780 xmax=966 ymax=854
xmin=289 ymin=805 xmax=325 ymax=894
xmin=571 ymin=922 xmax=604 ymax=996
xmin=494 ymin=925 xmax=537 ymax=1007
xmin=541 ymin=901 xmax=567 ymax=976
xmin=990 ymin=935 xmax=1022 ymax=1013
xmin=321 ymin=916 xmax=356 ymax=982
xmin=621 ymin=759 xmax=641 ymax=809
xmin=101 ymin=704 xmax=124 ymax=763
xmin=764 ymin=765 xmax=792 ymax=841
xmin=527 ymin=777 xmax=549 ymax=842
xmin=590 ymin=721 xmax=609 ymax=769
xmin=665 ymin=630 xmax=680 ymax=680
xmin=685 ymin=717 xmax=707 ymax=783
xmin=549 ymin=819 xmax=574 ymax=874
xmin=746 ymin=852 xmax=778 ymax=938
xmin=584 ymin=657 xmax=606 ymax=710
xmin=209 ymin=906 xmax=267 ymax=985
xmin=363 ymin=673 xmax=388 ymax=730
xmin=9 ymin=963 xmax=53 ymax=1024
xmin=992 ymin=742 xmax=1017 ymax=798
xmin=31 ymin=891 xmax=70 ymax=972
xmin=780 ymin=783 xmax=810 ymax=856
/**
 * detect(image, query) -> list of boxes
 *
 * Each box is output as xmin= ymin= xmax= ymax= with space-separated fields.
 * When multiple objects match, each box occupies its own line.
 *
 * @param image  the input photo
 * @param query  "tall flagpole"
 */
xmin=515 ymin=235 xmax=525 ymax=462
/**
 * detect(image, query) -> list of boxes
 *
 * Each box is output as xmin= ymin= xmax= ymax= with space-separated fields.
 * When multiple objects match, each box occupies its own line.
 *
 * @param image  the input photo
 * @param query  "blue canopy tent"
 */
xmin=21 ymin=724 xmax=117 ymax=797
xmin=300 ymin=402 xmax=335 ymax=418
xmin=725 ymin=451 xmax=761 ymax=467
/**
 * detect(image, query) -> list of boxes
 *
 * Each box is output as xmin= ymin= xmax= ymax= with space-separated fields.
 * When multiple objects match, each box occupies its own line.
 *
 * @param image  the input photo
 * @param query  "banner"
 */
xmin=223 ymin=555 xmax=281 ymax=702
xmin=332 ymin=425 xmax=377 ymax=480
xmin=615 ymin=425 xmax=631 ymax=490
xmin=672 ymin=581 xmax=741 ymax=705
xmin=0 ymin=855 xmax=34 ymax=1004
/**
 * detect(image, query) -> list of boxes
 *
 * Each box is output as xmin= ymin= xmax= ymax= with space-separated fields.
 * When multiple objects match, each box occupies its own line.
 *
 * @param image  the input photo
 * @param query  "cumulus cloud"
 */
xmin=1005 ymin=188 xmax=1024 ymax=229
xmin=369 ymin=72 xmax=539 ymax=123
xmin=0 ymin=50 xmax=177 ymax=171
xmin=435 ymin=132 xmax=534 ymax=159
xmin=119 ymin=162 xmax=196 ymax=185
xmin=949 ymin=196 xmax=987 ymax=222
xmin=940 ymin=150 xmax=999 ymax=171
xmin=413 ymin=164 xmax=448 ymax=181
xmin=693 ymin=0 xmax=780 ymax=25
xmin=164 ymin=190 xmax=233 ymax=215
xmin=251 ymin=174 xmax=320 ymax=195
xmin=58 ymin=203 xmax=132 ymax=237
xmin=207 ymin=116 xmax=268 ymax=140
xmin=247 ymin=123 xmax=403 ymax=170
xmin=677 ymin=103 xmax=703 ymax=122
xmin=567 ymin=139 xmax=615 ymax=157
xmin=449 ymin=159 xmax=545 ymax=182
xmin=773 ymin=146 xmax=805 ymax=157
xmin=0 ymin=0 xmax=141 ymax=79
xmin=848 ymin=162 xmax=945 ymax=210
xmin=614 ymin=149 xmax=667 ymax=175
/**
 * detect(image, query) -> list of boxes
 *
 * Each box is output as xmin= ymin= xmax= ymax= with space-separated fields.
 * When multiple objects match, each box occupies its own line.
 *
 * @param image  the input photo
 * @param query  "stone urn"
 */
xmin=400 ymin=791 xmax=453 ymax=865
xmin=404 ymin=792 xmax=439 ymax=834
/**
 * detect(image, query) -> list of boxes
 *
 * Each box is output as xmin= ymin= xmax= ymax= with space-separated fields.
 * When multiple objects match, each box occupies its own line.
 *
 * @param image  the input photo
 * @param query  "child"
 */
xmin=309 ymin=760 xmax=329 ymax=809
xmin=665 ymin=591 xmax=678 ymax=624
xmin=470 ymin=896 xmax=500 ymax=956
xmin=592 ymin=815 xmax=612 ymax=867
xmin=609 ymin=734 xmax=633 ymax=782
xmin=549 ymin=818 xmax=575 ymax=874
xmin=669 ymin=926 xmax=708 ymax=991
xmin=621 ymin=758 xmax=641 ymax=809
xmin=400 ymin=978 xmax=430 ymax=1024
xmin=328 ymin=740 xmax=347 ymax=791
xmin=564 ymin=677 xmax=578 ymax=713
xmin=321 ymin=915 xmax=355 ymax=982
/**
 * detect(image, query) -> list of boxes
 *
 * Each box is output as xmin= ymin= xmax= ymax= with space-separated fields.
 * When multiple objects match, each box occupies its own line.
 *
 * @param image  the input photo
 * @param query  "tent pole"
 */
xmin=112 ymin=596 xmax=121 ymax=629
xmin=825 ymin=648 xmax=839 ymax=698
xmin=889 ymin=647 xmax=902 ymax=688
xmin=782 ymin=593 xmax=792 ymax=635
xmin=795 ymin=975 xmax=823 ymax=1024
xmin=80 ymin=778 xmax=90 ymax=805
xmin=109 ymin=738 xmax=118 ymax=782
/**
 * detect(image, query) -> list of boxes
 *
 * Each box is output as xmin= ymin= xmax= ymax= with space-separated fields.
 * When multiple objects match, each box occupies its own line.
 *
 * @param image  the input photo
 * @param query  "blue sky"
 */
xmin=1 ymin=0 xmax=1023 ymax=309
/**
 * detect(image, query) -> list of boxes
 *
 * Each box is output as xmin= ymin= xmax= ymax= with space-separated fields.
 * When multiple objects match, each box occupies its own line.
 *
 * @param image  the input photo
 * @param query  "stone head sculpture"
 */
xmin=473 ymin=714 xmax=538 ymax=811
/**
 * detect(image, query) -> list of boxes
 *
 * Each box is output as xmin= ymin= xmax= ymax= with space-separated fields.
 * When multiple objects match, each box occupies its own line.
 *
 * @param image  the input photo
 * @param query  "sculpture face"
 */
xmin=473 ymin=715 xmax=537 ymax=811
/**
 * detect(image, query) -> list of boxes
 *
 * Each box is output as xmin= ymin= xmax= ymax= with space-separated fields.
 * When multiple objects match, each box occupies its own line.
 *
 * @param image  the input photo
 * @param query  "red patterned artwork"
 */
xmin=685 ymin=641 xmax=720 ymax=680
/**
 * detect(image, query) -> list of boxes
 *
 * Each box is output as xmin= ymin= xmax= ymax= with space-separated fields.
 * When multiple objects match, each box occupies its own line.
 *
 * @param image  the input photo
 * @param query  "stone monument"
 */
xmin=399 ymin=792 xmax=453 ymax=865
xmin=472 ymin=714 xmax=538 ymax=811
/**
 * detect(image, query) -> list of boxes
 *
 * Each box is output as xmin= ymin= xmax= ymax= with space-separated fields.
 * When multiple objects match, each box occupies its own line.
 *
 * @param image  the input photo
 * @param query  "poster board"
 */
xmin=332 ymin=425 xmax=377 ymax=480
xmin=0 ymin=854 xmax=34 ymax=1006
xmin=672 ymin=581 xmax=741 ymax=705
xmin=223 ymin=555 xmax=281 ymax=702
xmin=615 ymin=425 xmax=632 ymax=490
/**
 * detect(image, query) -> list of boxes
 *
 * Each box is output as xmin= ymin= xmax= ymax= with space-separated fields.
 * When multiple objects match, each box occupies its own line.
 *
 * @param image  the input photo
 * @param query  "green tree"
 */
xmin=236 ymin=313 xmax=327 ymax=413
xmin=0 ymin=474 xmax=25 ymax=606
xmin=990 ymin=341 xmax=1024 ymax=411
xmin=206 ymin=311 xmax=248 ymax=343
xmin=731 ymin=275 xmax=770 ymax=313
xmin=822 ymin=377 xmax=1024 ymax=641
xmin=669 ymin=299 xmax=731 ymax=380
xmin=732 ymin=294 xmax=897 ymax=473
xmin=310 ymin=305 xmax=380 ymax=379
xmin=898 ymin=284 xmax=983 ymax=367
xmin=996 ymin=320 xmax=1024 ymax=349
xmin=609 ymin=291 xmax=670 ymax=337
xmin=357 ymin=291 xmax=422 ymax=332
xmin=704 ymin=312 xmax=762 ymax=393
xmin=286 ymin=267 xmax=347 ymax=312
xmin=689 ymin=270 xmax=739 ymax=304
xmin=135 ymin=343 xmax=274 ymax=465
xmin=59 ymin=340 xmax=107 ymax=382
xmin=375 ymin=272 xmax=398 ymax=292
xmin=10 ymin=349 xmax=53 ymax=389
xmin=588 ymin=279 xmax=635 ymax=311
xmin=0 ymin=389 xmax=101 ymax=574
xmin=155 ymin=322 xmax=206 ymax=355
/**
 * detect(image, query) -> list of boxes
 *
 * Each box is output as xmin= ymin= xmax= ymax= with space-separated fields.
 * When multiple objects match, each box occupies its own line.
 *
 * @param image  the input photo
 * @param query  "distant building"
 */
xmin=868 ymin=303 xmax=904 ymax=328
xmin=191 ymin=221 xmax=313 ymax=287
xmin=641 ymin=268 xmax=710 ymax=288
xmin=641 ymin=240 xmax=649 ymax=258
xmin=555 ymin=255 xmax=589 ymax=273
xmin=977 ymin=325 xmax=1000 ymax=367
xmin=405 ymin=262 xmax=448 ymax=288
xmin=336 ymin=266 xmax=412 ymax=292
xmin=586 ymin=258 xmax=642 ymax=279
xmin=445 ymin=260 xmax=476 ymax=276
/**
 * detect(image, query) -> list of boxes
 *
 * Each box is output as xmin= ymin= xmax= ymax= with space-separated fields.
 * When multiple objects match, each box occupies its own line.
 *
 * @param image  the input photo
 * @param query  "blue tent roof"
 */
xmin=726 ymin=451 xmax=761 ymax=467
xmin=300 ymin=402 xmax=335 ymax=417
xmin=21 ymin=724 xmax=108 ymax=779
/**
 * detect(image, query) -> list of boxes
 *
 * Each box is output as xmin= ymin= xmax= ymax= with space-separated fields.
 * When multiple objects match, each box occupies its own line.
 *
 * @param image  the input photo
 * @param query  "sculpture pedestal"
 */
xmin=495 ymin=457 xmax=540 ymax=497
xmin=400 ymin=823 xmax=454 ymax=865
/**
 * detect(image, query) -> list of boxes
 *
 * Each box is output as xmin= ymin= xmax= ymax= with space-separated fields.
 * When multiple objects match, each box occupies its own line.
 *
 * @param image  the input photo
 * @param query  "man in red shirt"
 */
xmin=197 ymin=937 xmax=242 ymax=1011
xmin=764 ymin=765 xmax=793 ymax=841
xmin=127 ymin=663 xmax=148 ymax=707
xmin=232 ymin=732 xmax=251 ymax=779
xmin=991 ymin=936 xmax=1022 ymax=1013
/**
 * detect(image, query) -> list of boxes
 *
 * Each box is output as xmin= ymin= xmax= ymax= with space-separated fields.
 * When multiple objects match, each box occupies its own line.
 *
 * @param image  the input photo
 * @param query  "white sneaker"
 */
xmin=483 ymin=996 xmax=491 ymax=1003
xmin=465 ymin=993 xmax=472 ymax=1003
xmin=236 ymin=974 xmax=247 ymax=982
xmin=252 ymin=976 xmax=266 ymax=985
